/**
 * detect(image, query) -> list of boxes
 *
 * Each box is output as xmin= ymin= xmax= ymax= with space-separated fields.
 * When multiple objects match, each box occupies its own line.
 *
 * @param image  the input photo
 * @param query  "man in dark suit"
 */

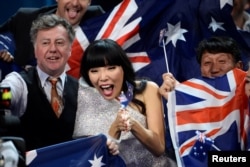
xmin=0 ymin=0 xmax=104 ymax=76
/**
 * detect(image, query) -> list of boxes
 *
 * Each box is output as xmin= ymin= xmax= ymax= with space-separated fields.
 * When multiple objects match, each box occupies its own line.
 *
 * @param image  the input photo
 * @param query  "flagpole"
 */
xmin=162 ymin=38 xmax=169 ymax=73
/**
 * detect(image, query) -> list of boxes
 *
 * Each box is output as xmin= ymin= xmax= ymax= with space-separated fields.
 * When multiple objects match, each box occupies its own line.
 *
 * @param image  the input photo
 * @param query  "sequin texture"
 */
xmin=73 ymin=85 xmax=172 ymax=167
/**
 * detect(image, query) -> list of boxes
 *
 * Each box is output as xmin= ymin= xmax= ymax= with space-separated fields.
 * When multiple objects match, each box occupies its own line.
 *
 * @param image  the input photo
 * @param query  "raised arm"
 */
xmin=158 ymin=72 xmax=178 ymax=100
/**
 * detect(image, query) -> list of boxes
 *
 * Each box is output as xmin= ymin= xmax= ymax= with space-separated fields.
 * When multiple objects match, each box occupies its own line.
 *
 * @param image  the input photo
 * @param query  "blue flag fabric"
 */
xmin=69 ymin=0 xmax=250 ymax=84
xmin=0 ymin=32 xmax=15 ymax=54
xmin=26 ymin=134 xmax=126 ymax=167
xmin=0 ymin=32 xmax=16 ymax=80
xmin=133 ymin=0 xmax=202 ymax=84
xmin=68 ymin=0 xmax=202 ymax=84
xmin=167 ymin=68 xmax=249 ymax=167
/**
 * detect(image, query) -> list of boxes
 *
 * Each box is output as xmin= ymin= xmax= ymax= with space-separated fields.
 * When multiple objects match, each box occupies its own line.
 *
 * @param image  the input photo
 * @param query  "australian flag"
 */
xmin=67 ymin=0 xmax=202 ymax=84
xmin=26 ymin=134 xmax=126 ymax=167
xmin=167 ymin=68 xmax=249 ymax=167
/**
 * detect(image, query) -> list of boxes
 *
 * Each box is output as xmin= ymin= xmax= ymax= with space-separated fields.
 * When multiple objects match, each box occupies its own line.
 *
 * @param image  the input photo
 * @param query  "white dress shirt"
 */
xmin=0 ymin=67 xmax=66 ymax=117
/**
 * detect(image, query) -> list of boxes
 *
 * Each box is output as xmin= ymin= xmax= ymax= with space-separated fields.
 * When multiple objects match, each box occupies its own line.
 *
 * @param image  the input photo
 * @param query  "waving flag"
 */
xmin=167 ymin=68 xmax=249 ymax=167
xmin=68 ymin=0 xmax=201 ymax=83
xmin=26 ymin=134 xmax=126 ymax=167
xmin=67 ymin=0 xmax=202 ymax=84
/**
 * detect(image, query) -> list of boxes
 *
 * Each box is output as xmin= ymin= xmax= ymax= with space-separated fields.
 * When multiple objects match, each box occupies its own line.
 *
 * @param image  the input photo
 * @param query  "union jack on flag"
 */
xmin=167 ymin=68 xmax=249 ymax=167
xmin=67 ymin=0 xmax=177 ymax=84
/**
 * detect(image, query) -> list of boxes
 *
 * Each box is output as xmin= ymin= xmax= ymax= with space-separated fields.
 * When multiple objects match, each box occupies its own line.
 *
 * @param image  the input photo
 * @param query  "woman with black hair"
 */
xmin=73 ymin=39 xmax=176 ymax=166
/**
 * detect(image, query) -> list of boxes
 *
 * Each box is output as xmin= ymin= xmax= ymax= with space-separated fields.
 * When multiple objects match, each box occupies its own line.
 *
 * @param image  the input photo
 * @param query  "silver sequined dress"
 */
xmin=73 ymin=83 xmax=173 ymax=167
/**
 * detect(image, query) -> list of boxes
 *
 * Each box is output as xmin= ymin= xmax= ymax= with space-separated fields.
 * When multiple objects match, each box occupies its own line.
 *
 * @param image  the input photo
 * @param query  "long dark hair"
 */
xmin=80 ymin=39 xmax=147 ymax=114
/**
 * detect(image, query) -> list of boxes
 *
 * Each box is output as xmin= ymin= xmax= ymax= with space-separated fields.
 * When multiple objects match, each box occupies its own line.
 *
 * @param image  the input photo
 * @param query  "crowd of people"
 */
xmin=0 ymin=0 xmax=250 ymax=167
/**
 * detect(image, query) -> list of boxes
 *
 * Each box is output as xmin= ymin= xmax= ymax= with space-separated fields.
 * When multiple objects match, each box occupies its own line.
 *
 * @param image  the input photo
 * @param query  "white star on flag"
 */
xmin=208 ymin=17 xmax=225 ymax=32
xmin=89 ymin=154 xmax=105 ymax=167
xmin=220 ymin=0 xmax=233 ymax=9
xmin=165 ymin=22 xmax=187 ymax=47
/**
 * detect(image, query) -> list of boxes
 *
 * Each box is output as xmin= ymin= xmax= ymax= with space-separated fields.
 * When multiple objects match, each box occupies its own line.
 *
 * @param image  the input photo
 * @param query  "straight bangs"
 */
xmin=85 ymin=47 xmax=122 ymax=71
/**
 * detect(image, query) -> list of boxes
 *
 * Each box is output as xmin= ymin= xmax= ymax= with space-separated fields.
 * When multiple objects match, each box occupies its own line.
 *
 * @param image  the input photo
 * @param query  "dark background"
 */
xmin=0 ymin=0 xmax=122 ymax=25
xmin=0 ymin=0 xmax=56 ymax=25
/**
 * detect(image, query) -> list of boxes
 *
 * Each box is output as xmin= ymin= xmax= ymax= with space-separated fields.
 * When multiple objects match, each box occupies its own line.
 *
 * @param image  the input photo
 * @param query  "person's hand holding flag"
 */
xmin=118 ymin=81 xmax=134 ymax=132
xmin=158 ymin=72 xmax=179 ymax=100
xmin=118 ymin=91 xmax=131 ymax=132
